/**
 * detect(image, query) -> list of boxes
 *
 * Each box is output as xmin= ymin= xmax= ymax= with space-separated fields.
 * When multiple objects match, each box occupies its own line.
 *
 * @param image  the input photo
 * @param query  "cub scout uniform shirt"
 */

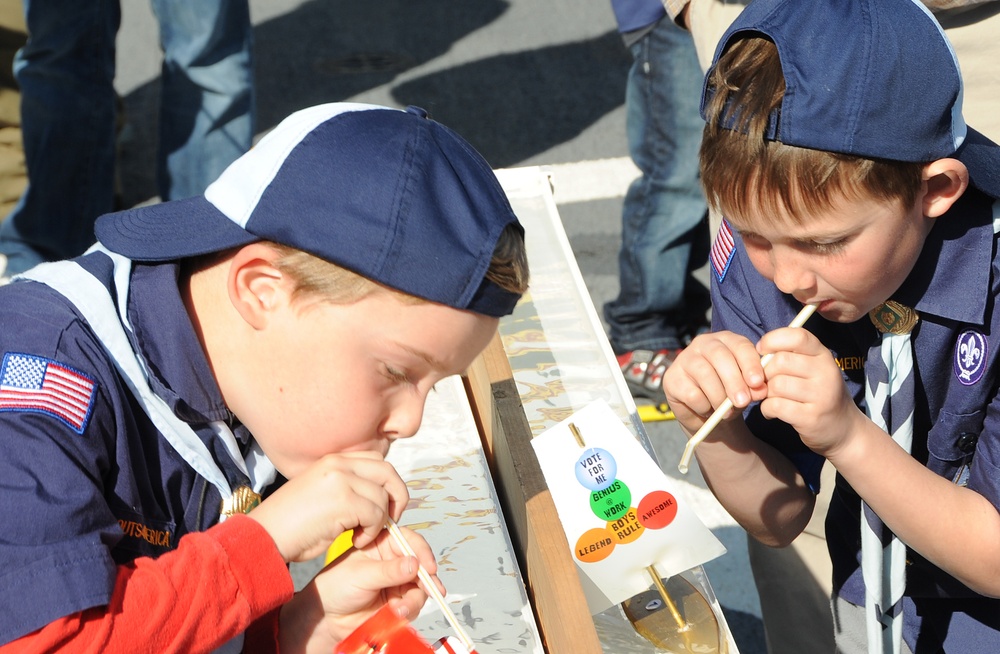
xmin=710 ymin=187 xmax=1000 ymax=652
xmin=0 ymin=249 xmax=280 ymax=645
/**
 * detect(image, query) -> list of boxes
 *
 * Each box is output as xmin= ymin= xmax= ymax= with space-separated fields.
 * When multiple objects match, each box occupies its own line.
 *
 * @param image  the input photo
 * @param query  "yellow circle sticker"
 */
xmin=607 ymin=508 xmax=645 ymax=545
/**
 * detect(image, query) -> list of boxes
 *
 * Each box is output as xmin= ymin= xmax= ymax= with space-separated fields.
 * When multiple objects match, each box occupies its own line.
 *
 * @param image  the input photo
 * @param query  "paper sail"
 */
xmin=531 ymin=400 xmax=726 ymax=614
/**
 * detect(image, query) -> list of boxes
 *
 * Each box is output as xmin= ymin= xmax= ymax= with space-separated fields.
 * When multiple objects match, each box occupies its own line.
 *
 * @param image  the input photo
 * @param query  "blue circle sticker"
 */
xmin=575 ymin=447 xmax=617 ymax=491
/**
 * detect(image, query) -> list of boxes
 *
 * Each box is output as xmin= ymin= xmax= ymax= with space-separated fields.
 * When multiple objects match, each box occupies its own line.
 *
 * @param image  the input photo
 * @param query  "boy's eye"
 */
xmin=383 ymin=365 xmax=409 ymax=383
xmin=804 ymin=239 xmax=847 ymax=254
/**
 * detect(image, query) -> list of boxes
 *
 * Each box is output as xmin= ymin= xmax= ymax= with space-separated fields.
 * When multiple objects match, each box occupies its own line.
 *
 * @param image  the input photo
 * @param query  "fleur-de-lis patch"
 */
xmin=955 ymin=330 xmax=987 ymax=386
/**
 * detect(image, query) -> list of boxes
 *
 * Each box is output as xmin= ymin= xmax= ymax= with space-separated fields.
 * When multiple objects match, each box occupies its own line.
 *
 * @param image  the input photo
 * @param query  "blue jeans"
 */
xmin=603 ymin=17 xmax=710 ymax=354
xmin=0 ymin=0 xmax=253 ymax=274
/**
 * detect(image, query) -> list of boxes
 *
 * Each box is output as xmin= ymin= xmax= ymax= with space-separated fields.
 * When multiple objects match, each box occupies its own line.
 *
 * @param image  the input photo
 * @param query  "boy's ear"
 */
xmin=922 ymin=158 xmax=969 ymax=218
xmin=226 ymin=244 xmax=290 ymax=330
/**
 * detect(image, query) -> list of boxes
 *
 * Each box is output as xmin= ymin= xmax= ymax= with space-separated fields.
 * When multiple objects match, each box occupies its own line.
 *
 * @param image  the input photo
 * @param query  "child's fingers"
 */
xmin=753 ymin=335 xmax=859 ymax=453
xmin=756 ymin=330 xmax=835 ymax=405
xmin=249 ymin=453 xmax=410 ymax=560
xmin=364 ymin=554 xmax=433 ymax=620
xmin=666 ymin=360 xmax=727 ymax=418
xmin=384 ymin=527 xmax=437 ymax=571
xmin=666 ymin=335 xmax=737 ymax=422
xmin=388 ymin=583 xmax=435 ymax=620
xmin=336 ymin=452 xmax=411 ymax=504
xmin=311 ymin=455 xmax=410 ymax=546
xmin=336 ymin=550 xmax=426 ymax=605
xmin=691 ymin=332 xmax=767 ymax=409
xmin=346 ymin=455 xmax=411 ymax=523
xmin=381 ymin=526 xmax=444 ymax=594
xmin=755 ymin=395 xmax=800 ymax=424
xmin=309 ymin=548 xmax=427 ymax=628
xmin=757 ymin=326 xmax=824 ymax=359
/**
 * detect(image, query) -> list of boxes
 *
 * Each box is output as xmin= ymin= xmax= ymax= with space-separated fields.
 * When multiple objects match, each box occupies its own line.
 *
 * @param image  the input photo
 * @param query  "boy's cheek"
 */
xmin=743 ymin=249 xmax=775 ymax=281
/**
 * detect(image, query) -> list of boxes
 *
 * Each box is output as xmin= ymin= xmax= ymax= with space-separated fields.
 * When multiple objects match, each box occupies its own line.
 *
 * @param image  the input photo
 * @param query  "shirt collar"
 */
xmin=126 ymin=262 xmax=231 ymax=424
xmin=895 ymin=188 xmax=996 ymax=326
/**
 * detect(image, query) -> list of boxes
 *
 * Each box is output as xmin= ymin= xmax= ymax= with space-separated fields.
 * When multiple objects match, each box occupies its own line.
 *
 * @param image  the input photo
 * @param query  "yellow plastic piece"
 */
xmin=637 ymin=404 xmax=674 ymax=423
xmin=325 ymin=529 xmax=355 ymax=564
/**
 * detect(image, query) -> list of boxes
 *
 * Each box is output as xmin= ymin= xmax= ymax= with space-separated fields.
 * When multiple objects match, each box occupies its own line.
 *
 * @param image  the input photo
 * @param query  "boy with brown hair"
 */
xmin=0 ymin=102 xmax=528 ymax=653
xmin=662 ymin=0 xmax=1000 ymax=651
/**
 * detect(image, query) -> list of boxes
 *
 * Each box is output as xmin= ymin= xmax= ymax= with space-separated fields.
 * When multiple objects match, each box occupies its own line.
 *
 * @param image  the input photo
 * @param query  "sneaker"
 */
xmin=616 ymin=348 xmax=682 ymax=400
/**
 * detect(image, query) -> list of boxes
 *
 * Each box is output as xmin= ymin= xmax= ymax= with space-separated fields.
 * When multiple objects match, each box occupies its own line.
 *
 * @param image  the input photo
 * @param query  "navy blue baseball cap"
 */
xmin=702 ymin=0 xmax=1000 ymax=199
xmin=96 ymin=103 xmax=524 ymax=317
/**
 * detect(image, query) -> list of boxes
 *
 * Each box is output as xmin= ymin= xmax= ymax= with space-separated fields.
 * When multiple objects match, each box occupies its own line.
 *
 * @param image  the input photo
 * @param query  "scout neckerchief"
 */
xmin=861 ymin=202 xmax=1000 ymax=652
xmin=19 ymin=247 xmax=277 ymax=518
xmin=863 ymin=300 xmax=918 ymax=654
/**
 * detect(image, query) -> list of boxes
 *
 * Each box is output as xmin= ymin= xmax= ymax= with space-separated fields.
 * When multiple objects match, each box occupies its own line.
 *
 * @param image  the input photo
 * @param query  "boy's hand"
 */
xmin=662 ymin=330 xmax=770 ymax=436
xmin=755 ymin=326 xmax=868 ymax=457
xmin=279 ymin=526 xmax=441 ymax=654
xmin=248 ymin=451 xmax=410 ymax=563
xmin=664 ymin=326 xmax=868 ymax=458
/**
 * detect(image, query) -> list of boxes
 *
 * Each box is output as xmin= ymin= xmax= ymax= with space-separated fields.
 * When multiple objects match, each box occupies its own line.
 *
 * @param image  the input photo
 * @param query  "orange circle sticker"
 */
xmin=637 ymin=490 xmax=678 ymax=530
xmin=607 ymin=508 xmax=645 ymax=544
xmin=575 ymin=527 xmax=616 ymax=563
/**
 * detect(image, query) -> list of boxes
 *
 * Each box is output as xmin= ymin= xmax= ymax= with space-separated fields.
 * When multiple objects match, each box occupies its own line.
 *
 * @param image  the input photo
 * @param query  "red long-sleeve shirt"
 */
xmin=0 ymin=515 xmax=294 ymax=653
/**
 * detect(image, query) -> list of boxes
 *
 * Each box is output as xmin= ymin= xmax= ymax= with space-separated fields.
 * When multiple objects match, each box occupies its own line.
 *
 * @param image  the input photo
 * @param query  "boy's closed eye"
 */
xmin=382 ymin=364 xmax=411 ymax=384
xmin=796 ymin=237 xmax=849 ymax=255
xmin=737 ymin=227 xmax=852 ymax=255
xmin=381 ymin=365 xmax=439 ymax=393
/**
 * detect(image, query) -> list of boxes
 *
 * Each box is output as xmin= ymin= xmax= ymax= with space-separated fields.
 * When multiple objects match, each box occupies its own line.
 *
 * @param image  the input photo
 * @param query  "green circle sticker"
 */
xmin=589 ymin=479 xmax=631 ymax=521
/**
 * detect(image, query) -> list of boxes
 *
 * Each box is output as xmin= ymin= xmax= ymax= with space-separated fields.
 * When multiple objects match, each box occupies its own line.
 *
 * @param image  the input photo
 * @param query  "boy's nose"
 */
xmin=385 ymin=396 xmax=426 ymax=440
xmin=771 ymin=254 xmax=814 ymax=297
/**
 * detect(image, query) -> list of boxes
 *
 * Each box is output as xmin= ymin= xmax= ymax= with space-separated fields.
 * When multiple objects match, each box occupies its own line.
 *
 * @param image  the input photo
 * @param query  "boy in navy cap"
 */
xmin=0 ymin=102 xmax=528 ymax=652
xmin=661 ymin=0 xmax=1000 ymax=652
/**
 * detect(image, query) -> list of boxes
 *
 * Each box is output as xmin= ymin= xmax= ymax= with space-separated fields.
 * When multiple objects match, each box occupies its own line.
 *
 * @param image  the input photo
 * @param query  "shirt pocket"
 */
xmin=110 ymin=507 xmax=177 ymax=561
xmin=927 ymin=409 xmax=983 ymax=483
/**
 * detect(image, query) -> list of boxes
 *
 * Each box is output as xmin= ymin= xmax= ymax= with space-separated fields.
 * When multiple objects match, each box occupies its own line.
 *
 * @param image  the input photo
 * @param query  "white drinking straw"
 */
xmin=677 ymin=303 xmax=818 ymax=474
xmin=385 ymin=518 xmax=477 ymax=652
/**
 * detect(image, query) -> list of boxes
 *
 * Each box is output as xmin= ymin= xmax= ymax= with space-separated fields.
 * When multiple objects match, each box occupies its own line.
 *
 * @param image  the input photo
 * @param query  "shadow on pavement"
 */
xmin=391 ymin=30 xmax=629 ymax=168
xmin=117 ymin=0 xmax=629 ymax=206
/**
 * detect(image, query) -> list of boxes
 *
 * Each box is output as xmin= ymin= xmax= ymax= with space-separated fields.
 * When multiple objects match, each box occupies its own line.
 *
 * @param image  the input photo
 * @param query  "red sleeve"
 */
xmin=243 ymin=607 xmax=283 ymax=654
xmin=0 ymin=515 xmax=293 ymax=654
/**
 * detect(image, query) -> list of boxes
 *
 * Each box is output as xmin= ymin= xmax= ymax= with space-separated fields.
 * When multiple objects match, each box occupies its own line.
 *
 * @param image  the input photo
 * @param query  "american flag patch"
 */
xmin=0 ymin=353 xmax=97 ymax=434
xmin=711 ymin=219 xmax=736 ymax=283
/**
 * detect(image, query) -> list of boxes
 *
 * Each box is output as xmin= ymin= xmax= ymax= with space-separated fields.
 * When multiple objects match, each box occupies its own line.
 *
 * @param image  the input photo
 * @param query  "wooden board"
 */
xmin=465 ymin=334 xmax=603 ymax=653
xmin=468 ymin=166 xmax=740 ymax=654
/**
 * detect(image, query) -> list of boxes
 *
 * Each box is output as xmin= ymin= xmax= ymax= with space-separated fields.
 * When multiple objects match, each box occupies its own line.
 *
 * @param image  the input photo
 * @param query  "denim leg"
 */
xmin=0 ymin=0 xmax=120 ymax=273
xmin=604 ymin=17 xmax=710 ymax=354
xmin=150 ymin=0 xmax=253 ymax=200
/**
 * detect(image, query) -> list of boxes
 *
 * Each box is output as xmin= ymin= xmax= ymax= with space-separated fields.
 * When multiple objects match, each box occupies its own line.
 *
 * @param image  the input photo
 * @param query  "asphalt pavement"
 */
xmin=114 ymin=1 xmax=766 ymax=651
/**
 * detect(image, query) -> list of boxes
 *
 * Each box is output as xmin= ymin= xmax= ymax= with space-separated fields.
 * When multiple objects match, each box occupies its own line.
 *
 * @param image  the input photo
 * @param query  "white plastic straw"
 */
xmin=678 ymin=303 xmax=818 ymax=474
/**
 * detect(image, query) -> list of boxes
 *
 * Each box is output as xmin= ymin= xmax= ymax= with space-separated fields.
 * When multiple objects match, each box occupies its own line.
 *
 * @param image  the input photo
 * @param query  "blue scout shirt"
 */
xmin=710 ymin=187 xmax=1000 ymax=651
xmin=0 ymin=250 xmax=279 ymax=644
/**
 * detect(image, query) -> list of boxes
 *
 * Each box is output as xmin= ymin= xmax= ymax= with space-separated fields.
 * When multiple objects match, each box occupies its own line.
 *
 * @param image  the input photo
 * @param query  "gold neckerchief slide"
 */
xmin=869 ymin=300 xmax=919 ymax=335
xmin=220 ymin=485 xmax=262 ymax=517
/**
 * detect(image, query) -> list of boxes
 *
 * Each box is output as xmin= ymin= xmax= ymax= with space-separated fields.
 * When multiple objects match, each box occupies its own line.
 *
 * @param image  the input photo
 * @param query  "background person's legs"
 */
xmin=0 ymin=0 xmax=26 ymax=223
xmin=605 ymin=16 xmax=710 ymax=381
xmin=151 ymin=0 xmax=254 ymax=201
xmin=0 ymin=0 xmax=120 ymax=274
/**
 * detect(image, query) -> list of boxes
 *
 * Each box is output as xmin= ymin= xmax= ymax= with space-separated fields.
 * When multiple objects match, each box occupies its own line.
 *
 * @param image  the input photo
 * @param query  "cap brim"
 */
xmin=94 ymin=195 xmax=260 ymax=262
xmin=956 ymin=127 xmax=1000 ymax=200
